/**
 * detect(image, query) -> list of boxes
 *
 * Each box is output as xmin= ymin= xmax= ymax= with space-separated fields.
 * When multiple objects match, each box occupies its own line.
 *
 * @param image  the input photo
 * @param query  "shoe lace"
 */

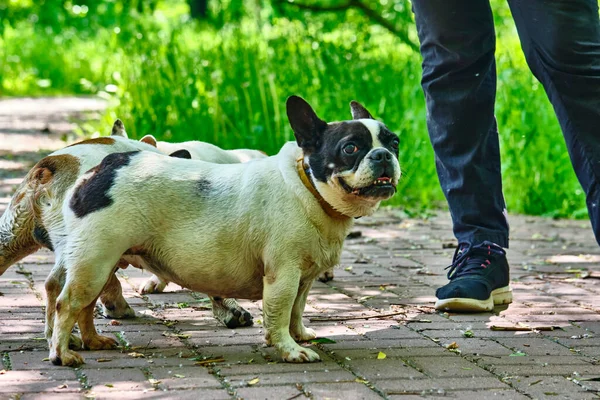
xmin=445 ymin=241 xmax=505 ymax=279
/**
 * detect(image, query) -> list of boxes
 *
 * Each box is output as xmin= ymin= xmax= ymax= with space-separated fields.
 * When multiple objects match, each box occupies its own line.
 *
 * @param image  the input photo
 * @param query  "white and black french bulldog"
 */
xmin=48 ymin=95 xmax=401 ymax=366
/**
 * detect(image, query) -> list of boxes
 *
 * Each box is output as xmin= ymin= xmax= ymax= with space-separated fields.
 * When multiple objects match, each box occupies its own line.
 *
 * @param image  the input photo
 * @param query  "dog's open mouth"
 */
xmin=339 ymin=175 xmax=396 ymax=198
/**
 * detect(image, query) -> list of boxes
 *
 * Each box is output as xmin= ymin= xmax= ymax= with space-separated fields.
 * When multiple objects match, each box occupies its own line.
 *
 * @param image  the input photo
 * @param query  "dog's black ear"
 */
xmin=350 ymin=101 xmax=374 ymax=120
xmin=111 ymin=119 xmax=128 ymax=137
xmin=286 ymin=95 xmax=328 ymax=153
xmin=169 ymin=149 xmax=192 ymax=159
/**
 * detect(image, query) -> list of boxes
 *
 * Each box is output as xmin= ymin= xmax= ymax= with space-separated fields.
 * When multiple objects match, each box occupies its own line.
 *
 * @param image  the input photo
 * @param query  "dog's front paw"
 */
xmin=69 ymin=334 xmax=84 ymax=350
xmin=84 ymin=334 xmax=119 ymax=351
xmin=280 ymin=344 xmax=320 ymax=363
xmin=139 ymin=275 xmax=167 ymax=294
xmin=291 ymin=327 xmax=317 ymax=342
xmin=50 ymin=349 xmax=85 ymax=367
xmin=318 ymin=269 xmax=334 ymax=282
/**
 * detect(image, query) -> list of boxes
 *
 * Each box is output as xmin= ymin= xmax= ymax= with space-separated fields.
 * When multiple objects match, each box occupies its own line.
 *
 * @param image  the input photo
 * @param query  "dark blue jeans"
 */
xmin=412 ymin=0 xmax=600 ymax=248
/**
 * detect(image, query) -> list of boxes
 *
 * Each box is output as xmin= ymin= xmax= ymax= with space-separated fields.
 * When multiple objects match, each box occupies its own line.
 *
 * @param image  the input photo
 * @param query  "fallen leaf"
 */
xmin=309 ymin=337 xmax=336 ymax=344
xmin=0 ymin=370 xmax=6 ymax=375
xmin=377 ymin=351 xmax=386 ymax=360
xmin=445 ymin=342 xmax=459 ymax=350
xmin=462 ymin=330 xmax=474 ymax=338
xmin=344 ymin=266 xmax=353 ymax=272
xmin=577 ymin=377 xmax=600 ymax=382
xmin=42 ymin=358 xmax=50 ymax=362
xmin=247 ymin=377 xmax=260 ymax=386
xmin=194 ymin=357 xmax=225 ymax=366
xmin=162 ymin=332 xmax=190 ymax=339
xmin=105 ymin=384 xmax=114 ymax=388
xmin=173 ymin=374 xmax=185 ymax=378
xmin=529 ymin=379 xmax=543 ymax=386
xmin=96 ymin=358 xmax=112 ymax=363
xmin=15 ymin=270 xmax=32 ymax=276
xmin=57 ymin=384 xmax=68 ymax=389
xmin=148 ymin=379 xmax=161 ymax=385
xmin=355 ymin=378 xmax=369 ymax=384
xmin=109 ymin=320 xmax=122 ymax=326
xmin=128 ymin=352 xmax=145 ymax=358
xmin=510 ymin=351 xmax=527 ymax=357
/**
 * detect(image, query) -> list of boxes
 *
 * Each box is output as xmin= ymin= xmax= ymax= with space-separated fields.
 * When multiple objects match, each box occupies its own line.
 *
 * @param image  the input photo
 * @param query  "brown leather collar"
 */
xmin=296 ymin=156 xmax=351 ymax=221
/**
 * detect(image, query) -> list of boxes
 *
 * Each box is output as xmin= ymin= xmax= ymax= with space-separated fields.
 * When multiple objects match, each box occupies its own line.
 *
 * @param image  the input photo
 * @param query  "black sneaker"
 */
xmin=435 ymin=241 xmax=512 ymax=312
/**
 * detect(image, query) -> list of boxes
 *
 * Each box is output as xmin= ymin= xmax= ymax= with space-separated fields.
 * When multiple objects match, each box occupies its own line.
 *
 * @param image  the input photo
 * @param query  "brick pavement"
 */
xmin=1 ymin=98 xmax=600 ymax=399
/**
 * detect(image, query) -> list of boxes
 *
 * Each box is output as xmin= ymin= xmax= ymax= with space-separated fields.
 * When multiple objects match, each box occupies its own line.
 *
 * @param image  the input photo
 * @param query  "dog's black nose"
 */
xmin=369 ymin=148 xmax=393 ymax=163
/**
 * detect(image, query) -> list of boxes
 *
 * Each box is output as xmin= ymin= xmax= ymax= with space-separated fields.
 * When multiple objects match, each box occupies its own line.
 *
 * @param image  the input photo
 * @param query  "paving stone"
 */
xmin=389 ymin=389 xmax=530 ymax=399
xmin=227 ymin=370 xmax=356 ymax=387
xmin=83 ymin=367 xmax=152 ymax=392
xmin=408 ymin=356 xmax=493 ymax=378
xmin=305 ymin=382 xmax=382 ymax=400
xmin=2 ymin=98 xmax=600 ymax=399
xmin=373 ymin=377 xmax=511 ymax=393
xmin=235 ymin=386 xmax=304 ymax=399
xmin=505 ymin=375 xmax=599 ymax=399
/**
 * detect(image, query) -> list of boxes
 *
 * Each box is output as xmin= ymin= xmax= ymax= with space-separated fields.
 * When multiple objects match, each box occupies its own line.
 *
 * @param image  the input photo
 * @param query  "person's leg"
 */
xmin=413 ymin=1 xmax=512 ymax=312
xmin=413 ymin=0 xmax=509 ymax=248
xmin=508 ymin=0 xmax=600 ymax=245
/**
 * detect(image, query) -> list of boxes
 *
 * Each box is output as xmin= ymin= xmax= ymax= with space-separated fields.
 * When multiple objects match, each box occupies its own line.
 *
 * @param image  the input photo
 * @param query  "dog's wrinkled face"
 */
xmin=286 ymin=96 xmax=401 ymax=216
xmin=311 ymin=118 xmax=400 ymax=200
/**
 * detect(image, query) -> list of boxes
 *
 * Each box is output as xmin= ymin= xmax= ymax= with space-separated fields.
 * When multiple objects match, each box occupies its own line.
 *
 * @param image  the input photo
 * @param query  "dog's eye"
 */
xmin=342 ymin=144 xmax=358 ymax=154
xmin=391 ymin=138 xmax=399 ymax=149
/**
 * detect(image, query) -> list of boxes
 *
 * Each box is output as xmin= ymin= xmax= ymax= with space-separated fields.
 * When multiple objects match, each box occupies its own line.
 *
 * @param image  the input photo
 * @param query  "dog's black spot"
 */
xmin=309 ymin=121 xmax=374 ymax=183
xmin=169 ymin=149 xmax=192 ymax=159
xmin=33 ymin=224 xmax=53 ymax=251
xmin=377 ymin=126 xmax=400 ymax=158
xmin=196 ymin=179 xmax=212 ymax=197
xmin=70 ymin=151 xmax=138 ymax=218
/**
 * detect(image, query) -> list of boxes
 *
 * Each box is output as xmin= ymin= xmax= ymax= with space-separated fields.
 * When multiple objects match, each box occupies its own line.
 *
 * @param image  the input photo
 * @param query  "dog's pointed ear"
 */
xmin=169 ymin=149 xmax=192 ymax=159
xmin=350 ymin=101 xmax=374 ymax=120
xmin=111 ymin=119 xmax=128 ymax=137
xmin=140 ymin=135 xmax=157 ymax=148
xmin=286 ymin=95 xmax=328 ymax=153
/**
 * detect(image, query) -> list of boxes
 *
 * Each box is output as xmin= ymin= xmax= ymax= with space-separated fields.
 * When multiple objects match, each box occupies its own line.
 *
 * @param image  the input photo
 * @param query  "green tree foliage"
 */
xmin=0 ymin=0 xmax=589 ymax=218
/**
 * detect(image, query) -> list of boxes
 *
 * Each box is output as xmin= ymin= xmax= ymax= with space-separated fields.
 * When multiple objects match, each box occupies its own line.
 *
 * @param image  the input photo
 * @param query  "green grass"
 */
xmin=0 ymin=4 xmax=587 ymax=219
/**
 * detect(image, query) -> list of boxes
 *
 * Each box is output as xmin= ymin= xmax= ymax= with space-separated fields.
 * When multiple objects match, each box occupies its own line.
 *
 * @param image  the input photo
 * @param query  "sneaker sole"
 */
xmin=434 ymin=286 xmax=513 ymax=312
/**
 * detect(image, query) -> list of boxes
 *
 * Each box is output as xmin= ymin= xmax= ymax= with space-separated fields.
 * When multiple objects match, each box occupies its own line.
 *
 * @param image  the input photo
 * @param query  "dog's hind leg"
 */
xmin=50 ymin=255 xmax=121 ymax=367
xmin=289 ymin=279 xmax=317 ymax=342
xmin=210 ymin=296 xmax=253 ymax=328
xmin=79 ymin=300 xmax=119 ymax=350
xmin=262 ymin=266 xmax=320 ymax=363
xmin=99 ymin=272 xmax=136 ymax=319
